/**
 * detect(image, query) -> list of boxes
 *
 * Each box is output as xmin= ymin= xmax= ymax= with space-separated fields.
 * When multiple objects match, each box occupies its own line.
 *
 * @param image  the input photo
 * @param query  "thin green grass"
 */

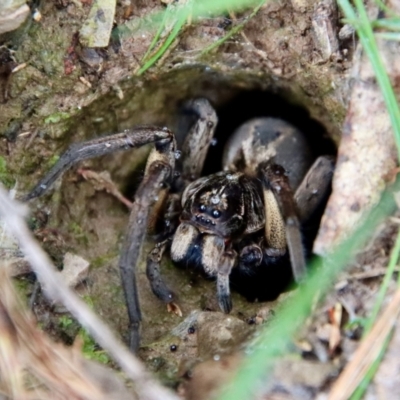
xmin=156 ymin=0 xmax=263 ymax=24
xmin=372 ymin=18 xmax=400 ymax=30
xmin=338 ymin=0 xmax=400 ymax=157
xmin=136 ymin=10 xmax=188 ymax=76
xmin=349 ymin=332 xmax=393 ymax=400
xmin=364 ymin=229 xmax=400 ymax=335
xmin=199 ymin=1 xmax=264 ymax=57
xmin=140 ymin=8 xmax=172 ymax=65
xmin=337 ymin=1 xmax=400 ymax=397
xmin=373 ymin=0 xmax=397 ymax=16
xmin=118 ymin=0 xmax=263 ymax=35
xmin=375 ymin=32 xmax=400 ymax=40
xmin=134 ymin=0 xmax=265 ymax=74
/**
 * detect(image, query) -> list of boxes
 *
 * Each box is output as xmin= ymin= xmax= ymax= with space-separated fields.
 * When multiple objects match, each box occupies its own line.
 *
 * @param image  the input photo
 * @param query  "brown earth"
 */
xmin=1 ymin=0 xmax=399 ymax=399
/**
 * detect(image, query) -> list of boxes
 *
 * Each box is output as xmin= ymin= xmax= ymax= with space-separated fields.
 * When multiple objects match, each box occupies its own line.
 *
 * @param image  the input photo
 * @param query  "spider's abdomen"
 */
xmin=222 ymin=118 xmax=313 ymax=190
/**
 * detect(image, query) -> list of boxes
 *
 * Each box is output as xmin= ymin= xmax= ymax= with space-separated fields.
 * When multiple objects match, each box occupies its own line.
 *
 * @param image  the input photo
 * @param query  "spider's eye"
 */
xmin=199 ymin=204 xmax=206 ymax=212
xmin=212 ymin=209 xmax=220 ymax=218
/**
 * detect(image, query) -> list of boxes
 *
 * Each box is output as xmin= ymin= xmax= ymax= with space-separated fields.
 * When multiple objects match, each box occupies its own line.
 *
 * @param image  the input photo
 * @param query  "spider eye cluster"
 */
xmin=198 ymin=204 xmax=221 ymax=219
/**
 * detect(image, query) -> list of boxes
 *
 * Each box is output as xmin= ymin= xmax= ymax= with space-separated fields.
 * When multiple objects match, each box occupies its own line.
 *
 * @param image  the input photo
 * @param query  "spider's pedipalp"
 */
xmin=260 ymin=171 xmax=287 ymax=257
xmin=201 ymin=234 xmax=225 ymax=276
xmin=170 ymin=223 xmax=199 ymax=262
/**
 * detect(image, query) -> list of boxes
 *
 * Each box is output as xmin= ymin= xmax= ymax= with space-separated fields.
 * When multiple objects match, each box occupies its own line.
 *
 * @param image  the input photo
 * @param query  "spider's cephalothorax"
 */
xmin=24 ymin=98 xmax=334 ymax=352
xmin=181 ymin=171 xmax=263 ymax=238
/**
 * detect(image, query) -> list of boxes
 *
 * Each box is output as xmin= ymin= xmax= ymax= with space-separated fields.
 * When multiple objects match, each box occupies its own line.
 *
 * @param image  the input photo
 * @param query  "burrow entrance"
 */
xmin=34 ymin=65 xmax=338 ymax=345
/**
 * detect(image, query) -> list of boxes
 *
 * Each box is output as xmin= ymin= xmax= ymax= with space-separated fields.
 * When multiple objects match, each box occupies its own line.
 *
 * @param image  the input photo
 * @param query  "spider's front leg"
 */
xmin=260 ymin=163 xmax=307 ymax=282
xmin=24 ymin=126 xmax=177 ymax=353
xmin=23 ymin=126 xmax=172 ymax=201
xmin=119 ymin=135 xmax=177 ymax=352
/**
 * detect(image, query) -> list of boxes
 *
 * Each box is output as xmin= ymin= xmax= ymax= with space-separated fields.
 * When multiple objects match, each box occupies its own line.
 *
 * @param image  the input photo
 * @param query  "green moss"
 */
xmin=79 ymin=329 xmax=111 ymax=364
xmin=82 ymin=294 xmax=95 ymax=309
xmin=47 ymin=154 xmax=60 ymax=168
xmin=68 ymin=221 xmax=89 ymax=246
xmin=58 ymin=315 xmax=74 ymax=329
xmin=44 ymin=112 xmax=71 ymax=125
xmin=56 ymin=306 xmax=110 ymax=364
xmin=148 ymin=356 xmax=166 ymax=372
xmin=57 ymin=315 xmax=80 ymax=342
xmin=90 ymin=253 xmax=117 ymax=269
xmin=0 ymin=156 xmax=16 ymax=188
xmin=13 ymin=278 xmax=31 ymax=298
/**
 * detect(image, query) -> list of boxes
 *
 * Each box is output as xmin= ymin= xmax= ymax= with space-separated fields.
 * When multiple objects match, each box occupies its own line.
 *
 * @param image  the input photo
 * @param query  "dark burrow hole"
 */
xmin=184 ymin=90 xmax=336 ymax=176
xmin=119 ymin=85 xmax=336 ymax=303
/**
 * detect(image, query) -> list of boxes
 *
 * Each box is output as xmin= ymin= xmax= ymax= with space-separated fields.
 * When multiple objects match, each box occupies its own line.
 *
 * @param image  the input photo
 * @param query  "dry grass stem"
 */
xmin=0 ymin=268 xmax=106 ymax=399
xmin=0 ymin=185 xmax=179 ymax=400
xmin=328 ymin=287 xmax=400 ymax=400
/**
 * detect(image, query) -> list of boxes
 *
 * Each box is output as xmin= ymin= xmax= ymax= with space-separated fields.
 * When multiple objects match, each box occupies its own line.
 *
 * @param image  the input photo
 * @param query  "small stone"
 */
xmin=60 ymin=252 xmax=90 ymax=288
xmin=0 ymin=1 xmax=30 ymax=34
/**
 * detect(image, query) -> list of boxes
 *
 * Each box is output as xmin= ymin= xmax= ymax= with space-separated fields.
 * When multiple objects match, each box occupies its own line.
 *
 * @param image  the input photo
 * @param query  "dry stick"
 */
xmin=0 ymin=185 xmax=179 ymax=400
xmin=328 ymin=287 xmax=400 ymax=400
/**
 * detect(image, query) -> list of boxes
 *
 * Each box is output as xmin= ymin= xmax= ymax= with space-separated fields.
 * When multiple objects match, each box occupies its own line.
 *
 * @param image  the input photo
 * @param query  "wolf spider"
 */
xmin=24 ymin=98 xmax=334 ymax=352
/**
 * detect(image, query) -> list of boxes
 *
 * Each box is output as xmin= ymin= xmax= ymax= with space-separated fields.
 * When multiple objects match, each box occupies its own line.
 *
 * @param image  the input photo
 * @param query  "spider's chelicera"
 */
xmin=24 ymin=98 xmax=334 ymax=352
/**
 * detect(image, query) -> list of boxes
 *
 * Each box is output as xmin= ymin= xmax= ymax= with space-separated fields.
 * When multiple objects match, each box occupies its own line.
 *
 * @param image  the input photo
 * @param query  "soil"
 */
xmin=1 ymin=0 xmax=399 ymax=399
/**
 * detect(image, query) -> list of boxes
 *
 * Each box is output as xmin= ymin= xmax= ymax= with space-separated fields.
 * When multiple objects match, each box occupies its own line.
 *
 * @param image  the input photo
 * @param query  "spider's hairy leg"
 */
xmin=295 ymin=155 xmax=335 ymax=223
xmin=260 ymin=163 xmax=307 ymax=283
xmin=120 ymin=134 xmax=176 ymax=352
xmin=181 ymin=98 xmax=218 ymax=183
xmin=23 ymin=126 xmax=172 ymax=201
